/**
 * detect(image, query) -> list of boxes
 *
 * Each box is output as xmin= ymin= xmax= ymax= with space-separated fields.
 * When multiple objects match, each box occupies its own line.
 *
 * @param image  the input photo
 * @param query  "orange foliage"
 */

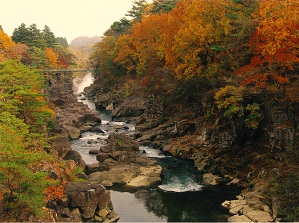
xmin=45 ymin=47 xmax=59 ymax=68
xmin=7 ymin=43 xmax=30 ymax=61
xmin=238 ymin=0 xmax=299 ymax=87
xmin=0 ymin=29 xmax=15 ymax=61
xmin=45 ymin=181 xmax=66 ymax=202
xmin=166 ymin=0 xmax=235 ymax=79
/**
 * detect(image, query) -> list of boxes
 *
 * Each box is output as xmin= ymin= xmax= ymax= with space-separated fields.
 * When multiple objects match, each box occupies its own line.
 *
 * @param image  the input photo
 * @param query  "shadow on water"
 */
xmin=72 ymin=72 xmax=241 ymax=222
xmin=108 ymin=155 xmax=241 ymax=222
xmin=110 ymin=183 xmax=240 ymax=222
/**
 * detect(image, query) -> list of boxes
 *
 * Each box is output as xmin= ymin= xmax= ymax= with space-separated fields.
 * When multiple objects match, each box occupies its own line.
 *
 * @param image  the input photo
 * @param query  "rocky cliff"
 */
xmin=45 ymin=71 xmax=119 ymax=222
xmin=84 ymin=77 xmax=299 ymax=222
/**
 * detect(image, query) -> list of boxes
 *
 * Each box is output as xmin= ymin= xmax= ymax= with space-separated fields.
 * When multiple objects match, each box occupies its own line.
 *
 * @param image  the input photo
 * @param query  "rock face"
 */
xmin=46 ymin=72 xmax=117 ymax=222
xmin=84 ymin=76 xmax=299 ymax=222
xmin=112 ymin=95 xmax=147 ymax=120
xmin=48 ymin=71 xmax=101 ymax=141
xmin=87 ymin=133 xmax=162 ymax=188
xmin=53 ymin=182 xmax=119 ymax=222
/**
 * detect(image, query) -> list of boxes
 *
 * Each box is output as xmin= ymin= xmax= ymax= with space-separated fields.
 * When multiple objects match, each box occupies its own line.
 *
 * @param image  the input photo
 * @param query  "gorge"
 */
xmin=71 ymin=71 xmax=241 ymax=222
xmin=46 ymin=68 xmax=297 ymax=222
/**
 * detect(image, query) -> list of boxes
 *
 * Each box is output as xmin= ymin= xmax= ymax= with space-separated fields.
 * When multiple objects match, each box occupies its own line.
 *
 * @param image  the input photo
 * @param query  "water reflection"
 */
xmin=72 ymin=72 xmax=241 ymax=222
xmin=111 ymin=185 xmax=240 ymax=222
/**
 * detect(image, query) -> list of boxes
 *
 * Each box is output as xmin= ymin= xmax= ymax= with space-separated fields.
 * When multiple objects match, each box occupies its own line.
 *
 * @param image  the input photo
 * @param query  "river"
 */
xmin=71 ymin=72 xmax=240 ymax=222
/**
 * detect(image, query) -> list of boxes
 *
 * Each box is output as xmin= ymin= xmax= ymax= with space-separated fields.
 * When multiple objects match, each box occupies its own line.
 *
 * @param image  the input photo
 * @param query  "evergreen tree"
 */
xmin=42 ymin=25 xmax=56 ymax=48
xmin=12 ymin=23 xmax=31 ymax=45
xmin=150 ymin=0 xmax=178 ymax=14
xmin=126 ymin=0 xmax=149 ymax=22
xmin=56 ymin=37 xmax=68 ymax=47
xmin=104 ymin=18 xmax=131 ymax=37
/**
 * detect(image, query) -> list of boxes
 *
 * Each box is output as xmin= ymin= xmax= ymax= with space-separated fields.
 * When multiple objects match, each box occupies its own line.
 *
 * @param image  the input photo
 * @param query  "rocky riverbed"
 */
xmin=47 ymin=70 xmax=283 ymax=222
xmin=83 ymin=74 xmax=280 ymax=222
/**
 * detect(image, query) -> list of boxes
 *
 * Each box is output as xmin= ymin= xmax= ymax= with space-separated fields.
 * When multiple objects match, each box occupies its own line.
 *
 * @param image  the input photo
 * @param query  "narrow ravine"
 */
xmin=71 ymin=72 xmax=240 ymax=222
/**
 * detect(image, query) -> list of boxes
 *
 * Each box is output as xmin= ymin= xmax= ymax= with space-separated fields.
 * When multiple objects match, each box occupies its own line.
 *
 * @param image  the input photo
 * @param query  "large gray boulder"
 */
xmin=112 ymin=95 xmax=146 ymax=120
xmin=63 ymin=182 xmax=119 ymax=222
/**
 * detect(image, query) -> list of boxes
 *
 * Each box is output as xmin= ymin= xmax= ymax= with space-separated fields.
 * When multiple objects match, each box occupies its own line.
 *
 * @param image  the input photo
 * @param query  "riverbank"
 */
xmin=82 ymin=73 xmax=299 ymax=222
xmin=72 ymin=72 xmax=243 ymax=222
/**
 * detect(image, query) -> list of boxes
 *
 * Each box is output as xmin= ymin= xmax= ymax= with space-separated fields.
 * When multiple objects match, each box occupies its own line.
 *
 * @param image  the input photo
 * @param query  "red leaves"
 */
xmin=237 ymin=0 xmax=299 ymax=88
xmin=274 ymin=75 xmax=290 ymax=84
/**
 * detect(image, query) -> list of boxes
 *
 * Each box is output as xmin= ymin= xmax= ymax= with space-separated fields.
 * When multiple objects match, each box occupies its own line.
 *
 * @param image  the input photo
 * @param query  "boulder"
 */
xmin=90 ymin=125 xmax=105 ymax=133
xmin=62 ymin=124 xmax=81 ymax=140
xmin=203 ymin=173 xmax=223 ymax=185
xmin=85 ymin=163 xmax=109 ymax=175
xmin=63 ymin=150 xmax=86 ymax=168
xmin=127 ymin=165 xmax=162 ymax=187
xmin=228 ymin=215 xmax=251 ymax=222
xmin=112 ymin=95 xmax=146 ymax=119
xmin=108 ymin=133 xmax=139 ymax=152
xmin=65 ymin=182 xmax=114 ymax=220
xmin=88 ymin=164 xmax=162 ymax=188
xmin=108 ymin=151 xmax=138 ymax=163
xmin=244 ymin=210 xmax=273 ymax=222
xmin=89 ymin=149 xmax=100 ymax=154
xmin=96 ymin=153 xmax=110 ymax=162
xmin=88 ymin=165 xmax=139 ymax=184
xmin=100 ymin=146 xmax=113 ymax=153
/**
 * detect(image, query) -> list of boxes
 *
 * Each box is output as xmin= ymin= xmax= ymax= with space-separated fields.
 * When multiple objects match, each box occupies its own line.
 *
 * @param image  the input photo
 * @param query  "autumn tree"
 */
xmin=90 ymin=36 xmax=124 ymax=76
xmin=7 ymin=43 xmax=30 ymax=63
xmin=0 ymin=29 xmax=15 ymax=61
xmin=237 ymin=0 xmax=299 ymax=88
xmin=115 ymin=13 xmax=169 ymax=76
xmin=45 ymin=47 xmax=58 ymax=68
xmin=0 ymin=112 xmax=52 ymax=218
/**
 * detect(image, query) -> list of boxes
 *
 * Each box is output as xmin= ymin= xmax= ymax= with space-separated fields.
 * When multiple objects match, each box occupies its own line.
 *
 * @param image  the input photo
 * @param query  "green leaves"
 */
xmin=0 ymin=60 xmax=53 ymax=132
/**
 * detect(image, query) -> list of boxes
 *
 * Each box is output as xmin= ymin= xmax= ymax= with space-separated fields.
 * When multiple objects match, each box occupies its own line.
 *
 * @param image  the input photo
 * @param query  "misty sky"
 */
xmin=1 ymin=0 xmax=138 ymax=43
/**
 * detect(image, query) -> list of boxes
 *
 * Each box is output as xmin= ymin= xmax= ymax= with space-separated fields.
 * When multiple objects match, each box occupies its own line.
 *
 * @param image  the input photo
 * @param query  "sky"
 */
xmin=0 ymin=0 xmax=138 ymax=43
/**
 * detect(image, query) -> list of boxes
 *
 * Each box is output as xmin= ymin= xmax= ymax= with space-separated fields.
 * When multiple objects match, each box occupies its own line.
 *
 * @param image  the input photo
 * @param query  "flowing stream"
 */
xmin=71 ymin=72 xmax=240 ymax=222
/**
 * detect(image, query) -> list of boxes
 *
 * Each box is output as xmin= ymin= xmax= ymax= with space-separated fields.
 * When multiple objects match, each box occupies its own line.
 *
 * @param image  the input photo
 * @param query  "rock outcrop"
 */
xmin=46 ymin=71 xmax=117 ymax=222
xmin=87 ymin=133 xmax=162 ymax=188
xmin=51 ymin=182 xmax=119 ymax=222
xmin=83 ymin=73 xmax=299 ymax=222
xmin=49 ymin=71 xmax=101 ymax=141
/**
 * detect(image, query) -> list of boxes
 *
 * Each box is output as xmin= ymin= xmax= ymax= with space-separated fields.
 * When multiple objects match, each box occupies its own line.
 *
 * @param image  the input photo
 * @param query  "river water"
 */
xmin=71 ymin=72 xmax=240 ymax=222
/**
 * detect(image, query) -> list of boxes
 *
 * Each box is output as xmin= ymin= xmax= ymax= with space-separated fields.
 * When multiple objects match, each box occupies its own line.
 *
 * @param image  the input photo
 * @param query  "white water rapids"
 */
xmin=70 ymin=72 xmax=240 ymax=222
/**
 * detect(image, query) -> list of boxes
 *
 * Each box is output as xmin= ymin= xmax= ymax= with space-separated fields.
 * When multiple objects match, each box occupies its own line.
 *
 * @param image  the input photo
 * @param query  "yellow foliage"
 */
xmin=214 ymin=85 xmax=244 ymax=117
xmin=45 ymin=48 xmax=58 ymax=69
xmin=0 ymin=29 xmax=15 ymax=61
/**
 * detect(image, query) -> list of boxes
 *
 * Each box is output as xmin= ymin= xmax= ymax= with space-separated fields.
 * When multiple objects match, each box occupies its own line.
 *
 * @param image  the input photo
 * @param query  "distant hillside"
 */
xmin=69 ymin=36 xmax=103 ymax=69
xmin=70 ymin=36 xmax=103 ymax=50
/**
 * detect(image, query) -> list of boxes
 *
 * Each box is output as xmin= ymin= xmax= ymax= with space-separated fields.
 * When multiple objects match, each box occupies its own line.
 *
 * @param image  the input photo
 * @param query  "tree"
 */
xmin=12 ymin=23 xmax=31 ymax=46
xmin=56 ymin=37 xmax=68 ymax=47
xmin=7 ymin=43 xmax=30 ymax=63
xmin=237 ymin=0 xmax=299 ymax=88
xmin=54 ymin=46 xmax=75 ymax=68
xmin=43 ymin=25 xmax=56 ymax=48
xmin=45 ymin=47 xmax=58 ymax=68
xmin=104 ymin=18 xmax=132 ymax=37
xmin=28 ymin=46 xmax=48 ymax=68
xmin=0 ymin=111 xmax=51 ymax=218
xmin=0 ymin=60 xmax=54 ymax=131
xmin=0 ymin=29 xmax=15 ymax=61
xmin=90 ymin=36 xmax=124 ymax=76
xmin=126 ymin=0 xmax=149 ymax=22
xmin=150 ymin=0 xmax=178 ymax=14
